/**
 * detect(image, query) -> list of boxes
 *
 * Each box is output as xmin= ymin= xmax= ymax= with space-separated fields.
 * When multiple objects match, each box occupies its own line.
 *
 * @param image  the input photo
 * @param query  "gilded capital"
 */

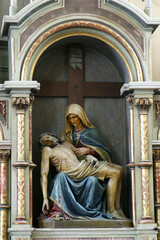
xmin=0 ymin=101 xmax=7 ymax=124
xmin=0 ymin=150 xmax=10 ymax=162
xmin=12 ymin=97 xmax=30 ymax=110
xmin=153 ymin=149 xmax=160 ymax=161
xmin=29 ymin=96 xmax=34 ymax=106
xmin=127 ymin=96 xmax=134 ymax=108
xmin=135 ymin=98 xmax=153 ymax=112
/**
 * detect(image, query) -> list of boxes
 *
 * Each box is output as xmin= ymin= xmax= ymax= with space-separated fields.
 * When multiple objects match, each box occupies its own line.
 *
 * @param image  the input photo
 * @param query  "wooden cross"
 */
xmin=37 ymin=44 xmax=123 ymax=106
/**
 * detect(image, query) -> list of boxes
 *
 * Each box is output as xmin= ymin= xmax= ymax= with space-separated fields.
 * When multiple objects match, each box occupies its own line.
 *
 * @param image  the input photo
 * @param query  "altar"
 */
xmin=0 ymin=0 xmax=160 ymax=240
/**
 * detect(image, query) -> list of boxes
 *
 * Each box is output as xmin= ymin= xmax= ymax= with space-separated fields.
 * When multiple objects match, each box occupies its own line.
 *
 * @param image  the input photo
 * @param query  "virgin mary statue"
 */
xmin=40 ymin=104 xmax=125 ymax=220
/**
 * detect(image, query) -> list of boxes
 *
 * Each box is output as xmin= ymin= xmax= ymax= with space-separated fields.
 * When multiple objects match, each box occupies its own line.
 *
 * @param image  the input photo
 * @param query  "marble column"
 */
xmin=12 ymin=97 xmax=30 ymax=224
xmin=127 ymin=96 xmax=136 ymax=227
xmin=153 ymin=144 xmax=160 ymax=240
xmin=0 ymin=147 xmax=10 ymax=240
xmin=135 ymin=98 xmax=154 ymax=223
xmin=28 ymin=97 xmax=36 ymax=226
xmin=155 ymin=102 xmax=160 ymax=140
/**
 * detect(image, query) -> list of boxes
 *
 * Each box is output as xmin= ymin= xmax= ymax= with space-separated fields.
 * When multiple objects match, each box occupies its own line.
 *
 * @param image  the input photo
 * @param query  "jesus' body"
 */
xmin=40 ymin=134 xmax=125 ymax=220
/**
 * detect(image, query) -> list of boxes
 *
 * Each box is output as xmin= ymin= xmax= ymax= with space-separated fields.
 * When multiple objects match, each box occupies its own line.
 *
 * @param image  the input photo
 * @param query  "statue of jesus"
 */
xmin=40 ymin=103 xmax=125 ymax=220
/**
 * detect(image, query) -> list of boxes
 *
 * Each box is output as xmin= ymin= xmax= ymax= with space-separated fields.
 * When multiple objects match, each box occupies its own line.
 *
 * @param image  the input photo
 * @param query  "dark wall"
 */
xmin=0 ymin=40 xmax=8 ymax=83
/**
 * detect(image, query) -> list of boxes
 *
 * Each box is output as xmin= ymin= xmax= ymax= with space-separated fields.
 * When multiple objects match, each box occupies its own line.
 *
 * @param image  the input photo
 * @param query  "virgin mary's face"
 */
xmin=68 ymin=114 xmax=82 ymax=128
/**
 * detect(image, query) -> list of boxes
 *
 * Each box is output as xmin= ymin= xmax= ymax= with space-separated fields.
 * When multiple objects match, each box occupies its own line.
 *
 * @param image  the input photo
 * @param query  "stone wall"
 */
xmin=129 ymin=0 xmax=160 ymax=81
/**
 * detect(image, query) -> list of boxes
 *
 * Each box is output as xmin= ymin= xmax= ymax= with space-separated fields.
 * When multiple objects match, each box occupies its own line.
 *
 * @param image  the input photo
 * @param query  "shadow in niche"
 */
xmin=32 ymin=36 xmax=131 ymax=227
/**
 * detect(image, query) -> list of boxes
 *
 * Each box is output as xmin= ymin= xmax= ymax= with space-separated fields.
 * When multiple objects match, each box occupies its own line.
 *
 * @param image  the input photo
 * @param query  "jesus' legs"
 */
xmin=105 ymin=164 xmax=124 ymax=219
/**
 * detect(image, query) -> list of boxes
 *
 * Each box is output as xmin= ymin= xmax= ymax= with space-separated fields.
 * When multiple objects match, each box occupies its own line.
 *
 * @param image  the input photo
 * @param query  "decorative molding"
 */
xmin=12 ymin=161 xmax=29 ymax=167
xmin=121 ymin=82 xmax=160 ymax=96
xmin=0 ymin=204 xmax=10 ymax=209
xmin=137 ymin=162 xmax=153 ymax=168
xmin=4 ymin=81 xmax=40 ymax=92
xmin=127 ymin=96 xmax=134 ymax=108
xmin=152 ymin=140 xmax=160 ymax=148
xmin=104 ymin=0 xmax=160 ymax=28
xmin=16 ymin=168 xmax=26 ymax=221
xmin=135 ymin=98 xmax=153 ymax=105
xmin=141 ymin=168 xmax=151 ymax=220
xmin=0 ymin=149 xmax=10 ymax=163
xmin=0 ymin=101 xmax=7 ymax=125
xmin=153 ymin=149 xmax=160 ymax=161
xmin=140 ymin=114 xmax=149 ymax=162
xmin=28 ymin=162 xmax=37 ymax=169
xmin=16 ymin=239 xmax=28 ymax=240
xmin=29 ymin=96 xmax=34 ymax=106
xmin=141 ymin=238 xmax=155 ymax=240
xmin=12 ymin=97 xmax=30 ymax=110
xmin=20 ymin=21 xmax=143 ymax=82
xmin=127 ymin=162 xmax=136 ymax=168
xmin=32 ymin=238 xmax=133 ymax=240
xmin=135 ymin=98 xmax=153 ymax=109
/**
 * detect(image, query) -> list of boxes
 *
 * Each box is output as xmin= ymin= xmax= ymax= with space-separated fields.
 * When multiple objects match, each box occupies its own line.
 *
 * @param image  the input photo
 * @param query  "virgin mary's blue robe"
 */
xmin=72 ymin=127 xmax=112 ymax=162
xmin=48 ymin=127 xmax=112 ymax=219
xmin=49 ymin=172 xmax=110 ymax=219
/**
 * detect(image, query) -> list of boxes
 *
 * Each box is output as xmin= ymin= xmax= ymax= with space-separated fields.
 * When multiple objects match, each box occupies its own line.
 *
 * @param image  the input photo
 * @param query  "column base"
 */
xmin=13 ymin=217 xmax=29 ymax=225
xmin=32 ymin=227 xmax=158 ymax=240
xmin=139 ymin=217 xmax=155 ymax=224
xmin=8 ymin=227 xmax=34 ymax=240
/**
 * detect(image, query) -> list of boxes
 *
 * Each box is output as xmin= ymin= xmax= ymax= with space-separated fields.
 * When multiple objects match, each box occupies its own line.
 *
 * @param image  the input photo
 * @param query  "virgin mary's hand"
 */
xmin=74 ymin=147 xmax=90 ymax=156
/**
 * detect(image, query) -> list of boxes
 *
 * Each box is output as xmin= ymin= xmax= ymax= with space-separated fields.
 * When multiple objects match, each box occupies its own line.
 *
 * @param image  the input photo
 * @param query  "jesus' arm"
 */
xmin=41 ymin=146 xmax=51 ymax=214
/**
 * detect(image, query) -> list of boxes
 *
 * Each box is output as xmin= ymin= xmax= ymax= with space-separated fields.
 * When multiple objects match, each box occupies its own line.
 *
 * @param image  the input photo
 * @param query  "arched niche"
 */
xmin=31 ymin=34 xmax=132 ymax=227
xmin=20 ymin=22 xmax=143 ymax=83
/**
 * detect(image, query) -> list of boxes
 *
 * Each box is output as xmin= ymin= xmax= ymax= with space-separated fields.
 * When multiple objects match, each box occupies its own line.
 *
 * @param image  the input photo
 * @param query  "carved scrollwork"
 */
xmin=153 ymin=149 xmax=160 ymax=161
xmin=12 ymin=97 xmax=30 ymax=110
xmin=29 ymin=96 xmax=34 ymax=105
xmin=0 ymin=101 xmax=7 ymax=125
xmin=135 ymin=98 xmax=153 ymax=112
xmin=0 ymin=150 xmax=10 ymax=162
xmin=127 ymin=96 xmax=134 ymax=108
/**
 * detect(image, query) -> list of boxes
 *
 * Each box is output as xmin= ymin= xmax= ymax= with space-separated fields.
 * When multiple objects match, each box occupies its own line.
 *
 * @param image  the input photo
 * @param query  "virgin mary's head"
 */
xmin=65 ymin=104 xmax=94 ymax=133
